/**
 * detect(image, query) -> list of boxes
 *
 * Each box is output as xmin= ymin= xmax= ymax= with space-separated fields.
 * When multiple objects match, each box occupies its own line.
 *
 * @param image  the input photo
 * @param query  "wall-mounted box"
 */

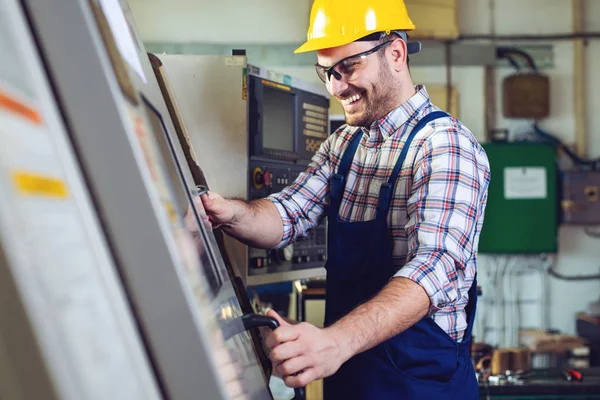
xmin=479 ymin=142 xmax=558 ymax=254
xmin=562 ymin=171 xmax=600 ymax=225
xmin=406 ymin=0 xmax=459 ymax=40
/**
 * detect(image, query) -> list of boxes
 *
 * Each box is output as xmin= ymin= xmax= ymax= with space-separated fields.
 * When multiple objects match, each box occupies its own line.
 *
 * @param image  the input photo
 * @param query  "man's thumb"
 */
xmin=266 ymin=309 xmax=290 ymax=327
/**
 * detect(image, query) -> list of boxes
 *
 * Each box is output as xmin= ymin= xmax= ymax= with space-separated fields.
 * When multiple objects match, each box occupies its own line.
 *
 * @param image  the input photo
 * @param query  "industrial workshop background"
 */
xmin=131 ymin=0 xmax=600 ymax=345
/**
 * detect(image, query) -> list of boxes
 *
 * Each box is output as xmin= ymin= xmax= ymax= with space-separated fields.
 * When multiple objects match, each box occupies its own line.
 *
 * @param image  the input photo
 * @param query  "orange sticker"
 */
xmin=0 ymin=90 xmax=42 ymax=124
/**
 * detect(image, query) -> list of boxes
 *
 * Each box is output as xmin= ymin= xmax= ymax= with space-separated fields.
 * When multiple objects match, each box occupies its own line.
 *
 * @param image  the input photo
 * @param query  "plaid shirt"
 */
xmin=268 ymin=86 xmax=490 ymax=341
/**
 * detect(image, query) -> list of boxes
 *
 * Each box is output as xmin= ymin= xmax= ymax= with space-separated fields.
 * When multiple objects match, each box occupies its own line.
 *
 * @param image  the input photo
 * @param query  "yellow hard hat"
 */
xmin=295 ymin=0 xmax=417 ymax=53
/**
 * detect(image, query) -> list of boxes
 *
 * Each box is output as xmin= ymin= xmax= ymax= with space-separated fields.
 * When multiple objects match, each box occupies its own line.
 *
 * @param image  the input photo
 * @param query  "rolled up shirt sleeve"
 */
xmin=267 ymin=137 xmax=332 ymax=249
xmin=394 ymin=127 xmax=488 ymax=315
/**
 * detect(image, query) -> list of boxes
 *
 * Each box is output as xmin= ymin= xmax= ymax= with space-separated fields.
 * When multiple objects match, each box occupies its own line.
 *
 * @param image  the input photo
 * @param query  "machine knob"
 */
xmin=276 ymin=244 xmax=294 ymax=262
xmin=253 ymin=167 xmax=264 ymax=189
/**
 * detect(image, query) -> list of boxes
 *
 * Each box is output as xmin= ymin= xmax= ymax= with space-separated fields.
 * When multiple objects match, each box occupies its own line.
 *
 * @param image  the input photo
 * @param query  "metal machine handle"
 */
xmin=241 ymin=314 xmax=305 ymax=400
xmin=241 ymin=313 xmax=280 ymax=331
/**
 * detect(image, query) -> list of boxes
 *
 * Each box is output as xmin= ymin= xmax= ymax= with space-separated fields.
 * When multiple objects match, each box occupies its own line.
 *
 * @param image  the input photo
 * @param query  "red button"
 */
xmin=263 ymin=170 xmax=273 ymax=187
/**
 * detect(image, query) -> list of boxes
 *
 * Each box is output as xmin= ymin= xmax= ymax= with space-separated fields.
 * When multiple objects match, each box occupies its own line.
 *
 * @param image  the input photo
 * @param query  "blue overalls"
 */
xmin=323 ymin=111 xmax=479 ymax=399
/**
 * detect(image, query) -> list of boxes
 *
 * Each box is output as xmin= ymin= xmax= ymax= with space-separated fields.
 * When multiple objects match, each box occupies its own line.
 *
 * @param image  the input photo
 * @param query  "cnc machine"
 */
xmin=12 ymin=0 xmax=295 ymax=398
xmin=154 ymin=54 xmax=331 ymax=286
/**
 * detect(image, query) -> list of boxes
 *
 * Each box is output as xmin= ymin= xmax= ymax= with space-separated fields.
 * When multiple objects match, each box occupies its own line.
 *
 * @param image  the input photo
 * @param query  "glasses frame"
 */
xmin=315 ymin=40 xmax=393 ymax=83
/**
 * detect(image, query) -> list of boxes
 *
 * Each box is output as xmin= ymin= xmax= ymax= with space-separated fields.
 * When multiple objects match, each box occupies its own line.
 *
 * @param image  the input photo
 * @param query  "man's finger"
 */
xmin=266 ymin=309 xmax=290 ymax=327
xmin=265 ymin=326 xmax=299 ymax=349
xmin=277 ymin=355 xmax=312 ymax=377
xmin=283 ymin=367 xmax=316 ymax=388
xmin=200 ymin=193 xmax=212 ymax=209
xmin=269 ymin=341 xmax=304 ymax=363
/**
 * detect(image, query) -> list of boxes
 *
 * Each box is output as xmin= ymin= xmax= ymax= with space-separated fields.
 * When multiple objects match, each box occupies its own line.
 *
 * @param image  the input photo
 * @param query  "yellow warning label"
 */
xmin=261 ymin=80 xmax=291 ymax=92
xmin=12 ymin=172 xmax=69 ymax=198
xmin=163 ymin=201 xmax=178 ymax=222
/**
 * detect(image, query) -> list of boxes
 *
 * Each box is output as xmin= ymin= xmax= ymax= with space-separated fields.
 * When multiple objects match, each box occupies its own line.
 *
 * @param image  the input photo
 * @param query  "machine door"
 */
xmin=0 ymin=0 xmax=163 ymax=399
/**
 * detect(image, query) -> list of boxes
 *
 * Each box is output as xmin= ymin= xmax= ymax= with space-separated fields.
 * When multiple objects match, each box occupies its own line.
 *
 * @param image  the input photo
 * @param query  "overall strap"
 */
xmin=330 ymin=131 xmax=364 ymax=214
xmin=378 ymin=111 xmax=450 ymax=214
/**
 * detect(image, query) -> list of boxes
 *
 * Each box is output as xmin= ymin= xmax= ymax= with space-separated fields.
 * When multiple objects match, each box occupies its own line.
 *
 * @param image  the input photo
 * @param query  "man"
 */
xmin=201 ymin=0 xmax=491 ymax=398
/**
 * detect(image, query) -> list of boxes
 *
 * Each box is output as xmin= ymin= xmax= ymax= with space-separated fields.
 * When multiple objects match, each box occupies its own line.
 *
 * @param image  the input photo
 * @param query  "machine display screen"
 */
xmin=262 ymin=85 xmax=294 ymax=152
xmin=141 ymin=98 xmax=223 ymax=296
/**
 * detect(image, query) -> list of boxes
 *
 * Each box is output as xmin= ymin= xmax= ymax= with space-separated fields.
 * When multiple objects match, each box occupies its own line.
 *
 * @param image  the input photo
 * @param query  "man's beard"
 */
xmin=343 ymin=60 xmax=398 ymax=128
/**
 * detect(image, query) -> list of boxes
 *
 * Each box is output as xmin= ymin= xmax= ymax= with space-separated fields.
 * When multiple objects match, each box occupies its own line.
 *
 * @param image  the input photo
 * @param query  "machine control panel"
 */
xmin=248 ymin=159 xmax=327 ymax=276
xmin=302 ymin=100 xmax=328 ymax=155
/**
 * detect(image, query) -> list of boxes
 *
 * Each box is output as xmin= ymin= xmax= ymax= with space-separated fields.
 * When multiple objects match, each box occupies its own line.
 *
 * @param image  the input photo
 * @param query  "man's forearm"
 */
xmin=326 ymin=277 xmax=430 ymax=363
xmin=221 ymin=199 xmax=284 ymax=248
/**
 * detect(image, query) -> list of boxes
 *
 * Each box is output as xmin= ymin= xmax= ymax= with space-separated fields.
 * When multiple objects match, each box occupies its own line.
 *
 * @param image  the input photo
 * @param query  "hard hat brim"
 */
xmin=294 ymin=37 xmax=354 ymax=54
xmin=296 ymin=38 xmax=422 ymax=55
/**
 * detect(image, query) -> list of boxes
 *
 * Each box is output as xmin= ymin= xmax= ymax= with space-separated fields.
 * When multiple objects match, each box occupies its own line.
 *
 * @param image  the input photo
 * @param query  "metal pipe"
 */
xmin=492 ymin=256 xmax=504 ymax=346
xmin=498 ymin=256 xmax=509 ymax=348
xmin=445 ymin=42 xmax=453 ymax=115
xmin=484 ymin=65 xmax=496 ymax=140
xmin=497 ymin=47 xmax=535 ymax=71
xmin=573 ymin=0 xmax=587 ymax=157
xmin=511 ymin=261 xmax=525 ymax=348
xmin=505 ymin=257 xmax=513 ymax=347
xmin=453 ymin=32 xmax=600 ymax=41
xmin=480 ymin=255 xmax=496 ymax=344
xmin=502 ymin=259 xmax=510 ymax=347
xmin=515 ymin=270 xmax=522 ymax=347
xmin=528 ymin=257 xmax=550 ymax=331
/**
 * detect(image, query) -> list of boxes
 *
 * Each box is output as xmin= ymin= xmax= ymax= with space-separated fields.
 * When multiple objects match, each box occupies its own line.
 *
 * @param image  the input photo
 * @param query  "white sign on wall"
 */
xmin=504 ymin=167 xmax=547 ymax=200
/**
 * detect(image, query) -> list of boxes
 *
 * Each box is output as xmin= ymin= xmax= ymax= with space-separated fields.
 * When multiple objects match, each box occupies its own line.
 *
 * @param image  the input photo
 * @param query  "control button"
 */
xmin=253 ymin=167 xmax=264 ymax=189
xmin=263 ymin=170 xmax=273 ymax=188
xmin=275 ymin=244 xmax=294 ymax=263
xmin=250 ymin=258 xmax=263 ymax=269
xmin=306 ymin=256 xmax=311 ymax=262
xmin=319 ymin=254 xmax=327 ymax=261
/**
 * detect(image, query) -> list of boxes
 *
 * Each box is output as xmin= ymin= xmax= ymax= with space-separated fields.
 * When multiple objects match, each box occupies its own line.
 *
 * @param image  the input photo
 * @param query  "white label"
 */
xmin=267 ymin=70 xmax=283 ymax=84
xmin=504 ymin=167 xmax=547 ymax=199
xmin=98 ymin=0 xmax=147 ymax=83
xmin=224 ymin=56 xmax=246 ymax=67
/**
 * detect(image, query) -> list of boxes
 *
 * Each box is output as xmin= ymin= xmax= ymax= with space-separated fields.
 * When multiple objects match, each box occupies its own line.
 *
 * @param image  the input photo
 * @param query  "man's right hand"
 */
xmin=200 ymin=191 xmax=235 ymax=229
xmin=198 ymin=191 xmax=283 ymax=249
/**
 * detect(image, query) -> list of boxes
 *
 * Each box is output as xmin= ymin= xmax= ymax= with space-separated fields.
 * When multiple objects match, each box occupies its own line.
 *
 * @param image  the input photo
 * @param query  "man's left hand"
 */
xmin=265 ymin=310 xmax=347 ymax=387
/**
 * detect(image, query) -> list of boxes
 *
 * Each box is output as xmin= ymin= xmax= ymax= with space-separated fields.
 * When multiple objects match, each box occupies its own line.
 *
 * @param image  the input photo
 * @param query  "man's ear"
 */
xmin=389 ymin=39 xmax=408 ymax=72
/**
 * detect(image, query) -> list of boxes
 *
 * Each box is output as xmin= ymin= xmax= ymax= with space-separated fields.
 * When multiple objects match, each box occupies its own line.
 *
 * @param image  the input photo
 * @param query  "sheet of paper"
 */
xmin=504 ymin=167 xmax=547 ymax=199
xmin=98 ymin=0 xmax=147 ymax=83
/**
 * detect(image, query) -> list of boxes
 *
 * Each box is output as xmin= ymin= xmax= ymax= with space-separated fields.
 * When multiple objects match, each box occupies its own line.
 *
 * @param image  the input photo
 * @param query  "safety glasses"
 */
xmin=314 ymin=41 xmax=393 ymax=83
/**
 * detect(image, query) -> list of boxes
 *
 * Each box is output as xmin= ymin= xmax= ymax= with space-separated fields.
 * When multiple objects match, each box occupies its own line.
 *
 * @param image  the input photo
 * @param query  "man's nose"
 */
xmin=327 ymin=74 xmax=349 ymax=97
